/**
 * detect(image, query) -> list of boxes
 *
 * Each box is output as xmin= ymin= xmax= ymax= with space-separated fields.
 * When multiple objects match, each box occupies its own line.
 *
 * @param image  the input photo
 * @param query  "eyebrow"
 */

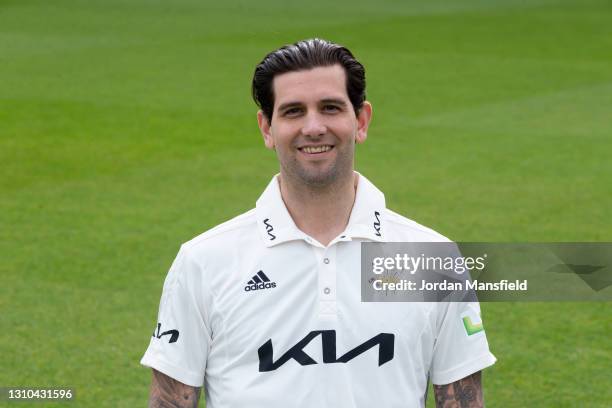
xmin=277 ymin=101 xmax=302 ymax=112
xmin=320 ymin=98 xmax=348 ymax=107
xmin=277 ymin=98 xmax=348 ymax=112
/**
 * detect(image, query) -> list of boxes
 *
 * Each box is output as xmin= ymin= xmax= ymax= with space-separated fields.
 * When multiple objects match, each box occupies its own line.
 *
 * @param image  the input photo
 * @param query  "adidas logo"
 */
xmin=245 ymin=270 xmax=277 ymax=292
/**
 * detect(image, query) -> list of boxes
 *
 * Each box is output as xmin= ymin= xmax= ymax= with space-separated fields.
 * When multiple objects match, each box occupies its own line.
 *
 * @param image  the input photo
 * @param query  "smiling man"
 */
xmin=142 ymin=39 xmax=496 ymax=408
xmin=256 ymin=62 xmax=370 ymax=246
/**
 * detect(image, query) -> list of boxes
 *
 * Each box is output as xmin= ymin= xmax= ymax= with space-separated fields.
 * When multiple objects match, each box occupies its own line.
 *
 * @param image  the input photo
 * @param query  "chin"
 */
xmin=296 ymin=166 xmax=351 ymax=188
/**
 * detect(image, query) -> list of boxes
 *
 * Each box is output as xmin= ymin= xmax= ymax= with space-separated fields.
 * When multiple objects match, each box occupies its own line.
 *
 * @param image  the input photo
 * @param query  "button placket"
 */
xmin=316 ymin=246 xmax=338 ymax=316
xmin=320 ymin=247 xmax=336 ymax=299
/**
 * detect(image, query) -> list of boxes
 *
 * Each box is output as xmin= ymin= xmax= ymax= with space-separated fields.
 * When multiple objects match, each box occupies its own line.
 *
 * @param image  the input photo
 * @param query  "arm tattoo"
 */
xmin=148 ymin=369 xmax=201 ymax=408
xmin=433 ymin=371 xmax=484 ymax=408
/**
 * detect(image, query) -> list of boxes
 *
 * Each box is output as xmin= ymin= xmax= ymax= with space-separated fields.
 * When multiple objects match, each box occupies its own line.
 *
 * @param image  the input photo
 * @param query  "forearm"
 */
xmin=433 ymin=371 xmax=484 ymax=408
xmin=148 ymin=369 xmax=201 ymax=408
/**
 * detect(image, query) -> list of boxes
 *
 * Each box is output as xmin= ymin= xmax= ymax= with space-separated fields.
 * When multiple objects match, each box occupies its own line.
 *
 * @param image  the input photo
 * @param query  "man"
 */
xmin=141 ymin=38 xmax=496 ymax=407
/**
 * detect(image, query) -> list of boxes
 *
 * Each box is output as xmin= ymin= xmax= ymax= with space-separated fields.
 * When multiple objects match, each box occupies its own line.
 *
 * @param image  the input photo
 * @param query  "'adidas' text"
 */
xmin=245 ymin=270 xmax=277 ymax=292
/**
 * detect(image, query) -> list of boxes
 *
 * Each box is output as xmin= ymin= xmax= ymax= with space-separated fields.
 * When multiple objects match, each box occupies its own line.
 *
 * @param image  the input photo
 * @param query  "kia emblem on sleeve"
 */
xmin=153 ymin=322 xmax=180 ymax=343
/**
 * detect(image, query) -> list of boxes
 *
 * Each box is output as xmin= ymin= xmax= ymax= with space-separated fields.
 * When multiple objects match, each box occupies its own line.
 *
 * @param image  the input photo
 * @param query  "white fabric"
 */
xmin=141 ymin=173 xmax=496 ymax=407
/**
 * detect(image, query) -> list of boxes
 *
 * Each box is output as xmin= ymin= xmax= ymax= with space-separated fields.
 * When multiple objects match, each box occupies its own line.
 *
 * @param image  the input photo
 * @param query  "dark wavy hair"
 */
xmin=252 ymin=38 xmax=366 ymax=120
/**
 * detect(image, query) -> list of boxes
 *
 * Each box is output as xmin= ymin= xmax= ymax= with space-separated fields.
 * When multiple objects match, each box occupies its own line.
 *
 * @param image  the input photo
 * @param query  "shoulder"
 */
xmin=181 ymin=208 xmax=260 ymax=259
xmin=382 ymin=208 xmax=452 ymax=242
xmin=157 ymin=209 xmax=261 ymax=307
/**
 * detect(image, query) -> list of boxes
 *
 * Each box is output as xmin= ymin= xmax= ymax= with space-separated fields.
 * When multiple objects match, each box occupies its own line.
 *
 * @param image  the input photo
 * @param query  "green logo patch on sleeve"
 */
xmin=462 ymin=316 xmax=484 ymax=336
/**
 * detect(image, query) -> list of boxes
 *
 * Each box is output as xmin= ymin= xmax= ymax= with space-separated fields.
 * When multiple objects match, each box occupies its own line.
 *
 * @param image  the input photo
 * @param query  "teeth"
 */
xmin=302 ymin=145 xmax=332 ymax=154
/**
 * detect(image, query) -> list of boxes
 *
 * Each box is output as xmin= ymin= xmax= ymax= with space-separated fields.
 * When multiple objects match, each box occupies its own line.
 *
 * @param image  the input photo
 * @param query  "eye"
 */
xmin=283 ymin=107 xmax=303 ymax=117
xmin=322 ymin=104 xmax=341 ymax=113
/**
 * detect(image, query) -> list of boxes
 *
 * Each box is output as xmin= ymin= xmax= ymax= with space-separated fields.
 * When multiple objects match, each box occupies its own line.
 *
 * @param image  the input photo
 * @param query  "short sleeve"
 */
xmin=140 ymin=245 xmax=212 ymax=387
xmin=430 ymin=301 xmax=496 ymax=385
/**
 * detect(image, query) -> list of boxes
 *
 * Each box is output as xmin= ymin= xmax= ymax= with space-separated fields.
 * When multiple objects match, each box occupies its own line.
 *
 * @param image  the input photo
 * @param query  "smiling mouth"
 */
xmin=299 ymin=145 xmax=333 ymax=154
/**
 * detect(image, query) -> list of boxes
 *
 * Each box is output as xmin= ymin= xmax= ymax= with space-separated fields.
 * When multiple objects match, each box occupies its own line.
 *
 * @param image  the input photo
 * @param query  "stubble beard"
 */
xmin=280 ymin=142 xmax=355 ymax=190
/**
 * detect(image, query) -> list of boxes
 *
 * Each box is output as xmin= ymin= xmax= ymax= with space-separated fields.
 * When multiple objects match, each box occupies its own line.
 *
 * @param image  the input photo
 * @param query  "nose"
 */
xmin=301 ymin=112 xmax=327 ymax=137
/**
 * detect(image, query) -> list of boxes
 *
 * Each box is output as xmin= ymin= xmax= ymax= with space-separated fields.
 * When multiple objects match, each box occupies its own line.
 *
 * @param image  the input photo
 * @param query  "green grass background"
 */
xmin=1 ymin=0 xmax=611 ymax=406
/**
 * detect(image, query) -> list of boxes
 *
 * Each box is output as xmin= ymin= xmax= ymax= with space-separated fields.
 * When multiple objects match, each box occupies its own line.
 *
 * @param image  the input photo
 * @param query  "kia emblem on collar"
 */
xmin=263 ymin=218 xmax=276 ymax=240
xmin=373 ymin=211 xmax=382 ymax=237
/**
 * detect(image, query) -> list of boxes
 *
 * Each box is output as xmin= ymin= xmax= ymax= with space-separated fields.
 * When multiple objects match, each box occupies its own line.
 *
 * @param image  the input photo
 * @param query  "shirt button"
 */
xmin=323 ymin=258 xmax=330 ymax=264
xmin=324 ymin=287 xmax=331 ymax=295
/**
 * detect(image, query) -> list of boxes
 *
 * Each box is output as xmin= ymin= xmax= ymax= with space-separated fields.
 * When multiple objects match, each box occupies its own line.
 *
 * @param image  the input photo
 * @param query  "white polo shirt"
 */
xmin=141 ymin=173 xmax=496 ymax=408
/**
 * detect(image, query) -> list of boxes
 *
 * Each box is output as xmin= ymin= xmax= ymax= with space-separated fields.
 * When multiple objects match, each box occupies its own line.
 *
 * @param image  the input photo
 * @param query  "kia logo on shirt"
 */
xmin=263 ymin=218 xmax=276 ymax=240
xmin=258 ymin=330 xmax=395 ymax=372
xmin=373 ymin=211 xmax=382 ymax=236
xmin=152 ymin=322 xmax=179 ymax=343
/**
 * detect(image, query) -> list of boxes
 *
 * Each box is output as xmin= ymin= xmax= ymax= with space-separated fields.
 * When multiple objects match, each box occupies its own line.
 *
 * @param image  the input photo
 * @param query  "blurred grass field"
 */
xmin=1 ymin=0 xmax=611 ymax=406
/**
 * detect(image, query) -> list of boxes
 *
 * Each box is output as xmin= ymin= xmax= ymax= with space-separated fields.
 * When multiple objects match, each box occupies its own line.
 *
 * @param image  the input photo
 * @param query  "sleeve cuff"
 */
xmin=431 ymin=352 xmax=496 ymax=385
xmin=140 ymin=351 xmax=204 ymax=387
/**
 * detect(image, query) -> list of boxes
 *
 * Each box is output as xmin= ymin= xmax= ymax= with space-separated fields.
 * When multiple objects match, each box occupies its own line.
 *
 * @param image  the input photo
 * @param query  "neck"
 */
xmin=279 ymin=171 xmax=358 ymax=247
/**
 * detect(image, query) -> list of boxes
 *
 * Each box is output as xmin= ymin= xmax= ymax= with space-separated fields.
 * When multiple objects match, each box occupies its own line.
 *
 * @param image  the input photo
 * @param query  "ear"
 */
xmin=257 ymin=110 xmax=275 ymax=150
xmin=355 ymin=101 xmax=372 ymax=144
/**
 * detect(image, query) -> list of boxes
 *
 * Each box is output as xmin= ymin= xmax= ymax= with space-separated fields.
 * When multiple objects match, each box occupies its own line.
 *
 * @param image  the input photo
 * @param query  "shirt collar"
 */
xmin=255 ymin=172 xmax=386 ymax=247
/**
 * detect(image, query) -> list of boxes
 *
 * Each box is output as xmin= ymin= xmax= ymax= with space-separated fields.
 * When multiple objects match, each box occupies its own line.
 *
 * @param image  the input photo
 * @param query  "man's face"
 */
xmin=258 ymin=64 xmax=372 ymax=187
